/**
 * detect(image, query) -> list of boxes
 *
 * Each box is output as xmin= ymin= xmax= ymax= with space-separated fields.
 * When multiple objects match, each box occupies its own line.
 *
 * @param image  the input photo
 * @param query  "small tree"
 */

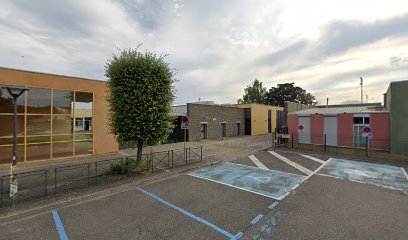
xmin=237 ymin=79 xmax=267 ymax=104
xmin=105 ymin=48 xmax=175 ymax=161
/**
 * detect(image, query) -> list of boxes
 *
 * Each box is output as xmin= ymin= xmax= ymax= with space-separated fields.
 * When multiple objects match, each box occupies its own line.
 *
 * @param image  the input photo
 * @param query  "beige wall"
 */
xmin=0 ymin=67 xmax=118 ymax=160
xmin=235 ymin=103 xmax=284 ymax=135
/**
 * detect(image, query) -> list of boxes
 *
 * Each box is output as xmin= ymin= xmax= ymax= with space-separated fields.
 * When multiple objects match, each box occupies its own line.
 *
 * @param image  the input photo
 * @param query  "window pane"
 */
xmin=0 ymin=115 xmax=25 ymax=136
xmin=0 ymin=145 xmax=24 ymax=165
xmin=26 ymin=143 xmax=50 ymax=161
xmin=0 ymin=136 xmax=24 ymax=146
xmin=75 ymin=134 xmax=92 ymax=155
xmin=27 ymin=115 xmax=51 ymax=135
xmin=353 ymin=117 xmax=363 ymax=124
xmin=53 ymin=115 xmax=73 ymax=134
xmin=53 ymin=142 xmax=73 ymax=158
xmin=0 ymin=86 xmax=26 ymax=113
xmin=27 ymin=87 xmax=51 ymax=114
xmin=364 ymin=117 xmax=370 ymax=124
xmin=53 ymin=90 xmax=73 ymax=114
xmin=75 ymin=92 xmax=93 ymax=134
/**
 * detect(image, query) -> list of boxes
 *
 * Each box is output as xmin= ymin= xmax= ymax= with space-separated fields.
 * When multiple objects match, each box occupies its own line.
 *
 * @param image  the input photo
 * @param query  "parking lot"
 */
xmin=1 ymin=148 xmax=407 ymax=240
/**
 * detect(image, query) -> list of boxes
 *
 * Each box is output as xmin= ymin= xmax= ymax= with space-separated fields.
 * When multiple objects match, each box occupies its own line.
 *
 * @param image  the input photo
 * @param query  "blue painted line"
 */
xmin=51 ymin=209 xmax=68 ymax=240
xmin=250 ymin=214 xmax=265 ymax=225
xmin=138 ymin=188 xmax=242 ymax=240
xmin=268 ymin=201 xmax=279 ymax=209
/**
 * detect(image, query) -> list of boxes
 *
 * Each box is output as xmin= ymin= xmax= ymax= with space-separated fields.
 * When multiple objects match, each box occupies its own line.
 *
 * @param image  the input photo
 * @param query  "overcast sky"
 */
xmin=1 ymin=0 xmax=408 ymax=105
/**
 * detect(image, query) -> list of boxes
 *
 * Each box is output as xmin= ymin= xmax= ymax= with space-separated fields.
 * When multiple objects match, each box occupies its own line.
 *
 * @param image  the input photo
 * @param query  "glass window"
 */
xmin=27 ymin=115 xmax=51 ymax=136
xmin=27 ymin=87 xmax=51 ymax=114
xmin=52 ymin=115 xmax=73 ymax=158
xmin=53 ymin=90 xmax=73 ymax=114
xmin=364 ymin=117 xmax=370 ymax=124
xmin=26 ymin=143 xmax=51 ymax=161
xmin=53 ymin=115 xmax=73 ymax=135
xmin=353 ymin=117 xmax=363 ymax=124
xmin=0 ymin=145 xmax=24 ymax=165
xmin=75 ymin=134 xmax=92 ymax=155
xmin=0 ymin=115 xmax=25 ymax=136
xmin=0 ymin=86 xmax=26 ymax=113
xmin=74 ymin=92 xmax=93 ymax=156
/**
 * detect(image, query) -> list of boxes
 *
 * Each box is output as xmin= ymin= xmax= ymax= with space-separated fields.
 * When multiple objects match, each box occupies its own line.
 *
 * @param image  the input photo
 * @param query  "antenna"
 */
xmin=360 ymin=77 xmax=363 ymax=104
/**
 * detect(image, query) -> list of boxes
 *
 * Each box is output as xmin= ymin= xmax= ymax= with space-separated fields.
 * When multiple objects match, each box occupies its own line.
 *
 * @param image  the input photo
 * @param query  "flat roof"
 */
xmin=289 ymin=105 xmax=388 ymax=116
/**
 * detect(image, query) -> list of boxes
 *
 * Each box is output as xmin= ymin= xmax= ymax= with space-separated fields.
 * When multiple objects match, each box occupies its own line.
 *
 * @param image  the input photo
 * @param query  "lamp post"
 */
xmin=1 ymin=86 xmax=29 ymax=199
xmin=360 ymin=77 xmax=363 ymax=104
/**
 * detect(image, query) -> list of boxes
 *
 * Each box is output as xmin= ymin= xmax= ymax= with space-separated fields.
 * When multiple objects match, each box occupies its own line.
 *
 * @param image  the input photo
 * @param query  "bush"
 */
xmin=110 ymin=157 xmax=151 ymax=175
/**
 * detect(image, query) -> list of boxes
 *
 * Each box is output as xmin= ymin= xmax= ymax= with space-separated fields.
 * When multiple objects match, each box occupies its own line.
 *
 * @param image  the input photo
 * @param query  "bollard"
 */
xmin=44 ymin=170 xmax=48 ymax=197
xmin=200 ymin=146 xmax=203 ymax=162
xmin=324 ymin=134 xmax=327 ymax=152
xmin=366 ymin=136 xmax=369 ymax=157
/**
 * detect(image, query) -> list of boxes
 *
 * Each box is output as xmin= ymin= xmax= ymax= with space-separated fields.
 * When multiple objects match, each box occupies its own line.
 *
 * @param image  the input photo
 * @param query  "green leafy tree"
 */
xmin=237 ymin=79 xmax=267 ymax=104
xmin=105 ymin=48 xmax=175 ymax=161
xmin=266 ymin=82 xmax=316 ymax=107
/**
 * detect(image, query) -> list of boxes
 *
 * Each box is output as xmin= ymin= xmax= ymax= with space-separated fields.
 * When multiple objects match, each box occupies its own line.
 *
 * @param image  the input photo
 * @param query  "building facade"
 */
xmin=288 ymin=105 xmax=390 ymax=150
xmin=0 ymin=67 xmax=118 ymax=165
xmin=234 ymin=104 xmax=284 ymax=136
xmin=385 ymin=80 xmax=408 ymax=155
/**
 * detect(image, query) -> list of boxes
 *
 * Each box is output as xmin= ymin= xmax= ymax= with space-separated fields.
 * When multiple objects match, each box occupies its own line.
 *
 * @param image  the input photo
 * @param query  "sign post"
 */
xmin=181 ymin=116 xmax=189 ymax=162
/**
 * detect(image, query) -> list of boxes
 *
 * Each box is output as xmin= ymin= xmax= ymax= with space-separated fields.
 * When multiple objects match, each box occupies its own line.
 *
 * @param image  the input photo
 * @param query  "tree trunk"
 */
xmin=137 ymin=140 xmax=143 ymax=162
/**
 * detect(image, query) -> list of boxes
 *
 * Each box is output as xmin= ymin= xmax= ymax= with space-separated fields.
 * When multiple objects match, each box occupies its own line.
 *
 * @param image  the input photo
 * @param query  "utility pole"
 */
xmin=360 ymin=77 xmax=363 ymax=104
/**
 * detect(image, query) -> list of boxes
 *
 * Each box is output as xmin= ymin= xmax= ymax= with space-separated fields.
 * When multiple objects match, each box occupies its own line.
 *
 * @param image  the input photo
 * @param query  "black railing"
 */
xmin=0 ymin=146 xmax=203 ymax=209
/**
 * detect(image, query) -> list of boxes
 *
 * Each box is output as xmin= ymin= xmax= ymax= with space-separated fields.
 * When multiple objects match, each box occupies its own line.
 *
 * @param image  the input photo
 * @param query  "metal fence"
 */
xmin=275 ymin=133 xmax=396 ymax=156
xmin=0 ymin=146 xmax=202 ymax=208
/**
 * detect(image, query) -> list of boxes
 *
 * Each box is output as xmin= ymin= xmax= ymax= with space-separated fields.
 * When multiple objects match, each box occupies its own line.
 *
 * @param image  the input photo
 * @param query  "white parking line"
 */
xmin=268 ymin=151 xmax=313 ymax=175
xmin=401 ymin=167 xmax=408 ymax=181
xmin=249 ymin=155 xmax=269 ymax=170
xmin=299 ymin=154 xmax=325 ymax=164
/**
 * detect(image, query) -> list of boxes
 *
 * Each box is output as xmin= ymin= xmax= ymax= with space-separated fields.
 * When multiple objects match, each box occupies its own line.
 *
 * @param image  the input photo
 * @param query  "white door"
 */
xmin=324 ymin=116 xmax=337 ymax=146
xmin=298 ymin=117 xmax=310 ymax=144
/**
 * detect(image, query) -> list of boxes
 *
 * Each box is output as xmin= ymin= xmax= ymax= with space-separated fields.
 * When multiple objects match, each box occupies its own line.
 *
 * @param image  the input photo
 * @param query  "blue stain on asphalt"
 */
xmin=318 ymin=158 xmax=408 ymax=191
xmin=250 ymin=214 xmax=265 ymax=225
xmin=268 ymin=201 xmax=279 ymax=209
xmin=188 ymin=162 xmax=306 ymax=199
xmin=51 ymin=209 xmax=68 ymax=240
xmin=251 ymin=212 xmax=286 ymax=240
xmin=138 ymin=188 xmax=243 ymax=240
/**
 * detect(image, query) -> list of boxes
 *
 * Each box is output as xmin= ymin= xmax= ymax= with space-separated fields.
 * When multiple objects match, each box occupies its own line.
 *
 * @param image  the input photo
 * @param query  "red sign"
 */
xmin=181 ymin=116 xmax=189 ymax=124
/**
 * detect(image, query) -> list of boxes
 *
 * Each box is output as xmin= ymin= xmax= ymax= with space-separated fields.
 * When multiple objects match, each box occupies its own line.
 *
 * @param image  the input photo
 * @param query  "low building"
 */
xmin=234 ymin=103 xmax=285 ymax=135
xmin=0 ymin=67 xmax=117 ymax=165
xmin=384 ymin=80 xmax=408 ymax=155
xmin=287 ymin=105 xmax=389 ymax=150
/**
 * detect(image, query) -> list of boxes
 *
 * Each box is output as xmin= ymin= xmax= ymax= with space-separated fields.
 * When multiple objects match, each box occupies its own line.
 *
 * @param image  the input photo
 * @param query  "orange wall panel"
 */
xmin=310 ymin=114 xmax=324 ymax=144
xmin=370 ymin=113 xmax=390 ymax=150
xmin=337 ymin=114 xmax=353 ymax=147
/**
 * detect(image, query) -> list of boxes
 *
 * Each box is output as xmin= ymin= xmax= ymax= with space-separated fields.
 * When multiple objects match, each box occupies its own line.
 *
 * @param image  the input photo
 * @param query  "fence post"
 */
xmin=366 ymin=136 xmax=369 ymax=157
xmin=171 ymin=150 xmax=174 ymax=169
xmin=151 ymin=153 xmax=154 ymax=173
xmin=1 ymin=176 xmax=3 ymax=208
xmin=44 ymin=170 xmax=48 ymax=197
xmin=185 ymin=148 xmax=188 ymax=165
xmin=54 ymin=168 xmax=57 ymax=195
xmin=291 ymin=133 xmax=294 ymax=149
xmin=120 ymin=158 xmax=124 ymax=180
xmin=95 ymin=162 xmax=98 ymax=184
xmin=200 ymin=146 xmax=203 ymax=162
xmin=168 ymin=150 xmax=171 ymax=169
xmin=324 ymin=134 xmax=327 ymax=152
xmin=189 ymin=147 xmax=191 ymax=163
xmin=87 ymin=163 xmax=91 ymax=187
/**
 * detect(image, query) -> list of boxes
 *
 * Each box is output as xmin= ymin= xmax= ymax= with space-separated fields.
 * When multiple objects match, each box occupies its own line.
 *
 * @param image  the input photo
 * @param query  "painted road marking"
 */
xmin=250 ymin=214 xmax=265 ymax=225
xmin=249 ymin=155 xmax=269 ymax=170
xmin=251 ymin=212 xmax=286 ymax=239
xmin=268 ymin=151 xmax=313 ymax=175
xmin=299 ymin=154 xmax=325 ymax=164
xmin=401 ymin=168 xmax=408 ymax=181
xmin=268 ymin=201 xmax=279 ymax=209
xmin=189 ymin=162 xmax=306 ymax=200
xmin=137 ymin=188 xmax=243 ymax=240
xmin=51 ymin=209 xmax=68 ymax=240
xmin=317 ymin=158 xmax=408 ymax=191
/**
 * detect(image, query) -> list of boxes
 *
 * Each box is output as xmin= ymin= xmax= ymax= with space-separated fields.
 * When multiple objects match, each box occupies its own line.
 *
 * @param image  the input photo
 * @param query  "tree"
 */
xmin=237 ymin=79 xmax=267 ymax=104
xmin=105 ymin=48 xmax=175 ymax=161
xmin=266 ymin=82 xmax=316 ymax=107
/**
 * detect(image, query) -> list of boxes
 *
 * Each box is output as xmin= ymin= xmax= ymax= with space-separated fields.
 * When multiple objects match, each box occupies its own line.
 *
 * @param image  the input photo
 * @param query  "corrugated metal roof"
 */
xmin=289 ymin=105 xmax=388 ymax=116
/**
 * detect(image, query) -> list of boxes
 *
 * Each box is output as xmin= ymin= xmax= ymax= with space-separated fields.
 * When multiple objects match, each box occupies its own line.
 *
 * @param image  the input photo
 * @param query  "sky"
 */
xmin=1 ymin=0 xmax=408 ymax=105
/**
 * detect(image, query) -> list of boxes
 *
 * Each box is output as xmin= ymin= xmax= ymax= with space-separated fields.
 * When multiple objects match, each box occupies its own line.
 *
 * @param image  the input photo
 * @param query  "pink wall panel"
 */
xmin=337 ymin=114 xmax=353 ymax=147
xmin=310 ymin=114 xmax=324 ymax=144
xmin=370 ymin=113 xmax=390 ymax=150
xmin=287 ymin=115 xmax=299 ymax=143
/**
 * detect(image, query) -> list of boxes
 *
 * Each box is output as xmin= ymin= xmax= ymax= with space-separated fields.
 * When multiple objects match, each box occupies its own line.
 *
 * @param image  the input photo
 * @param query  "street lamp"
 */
xmin=1 ymin=86 xmax=29 ymax=198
